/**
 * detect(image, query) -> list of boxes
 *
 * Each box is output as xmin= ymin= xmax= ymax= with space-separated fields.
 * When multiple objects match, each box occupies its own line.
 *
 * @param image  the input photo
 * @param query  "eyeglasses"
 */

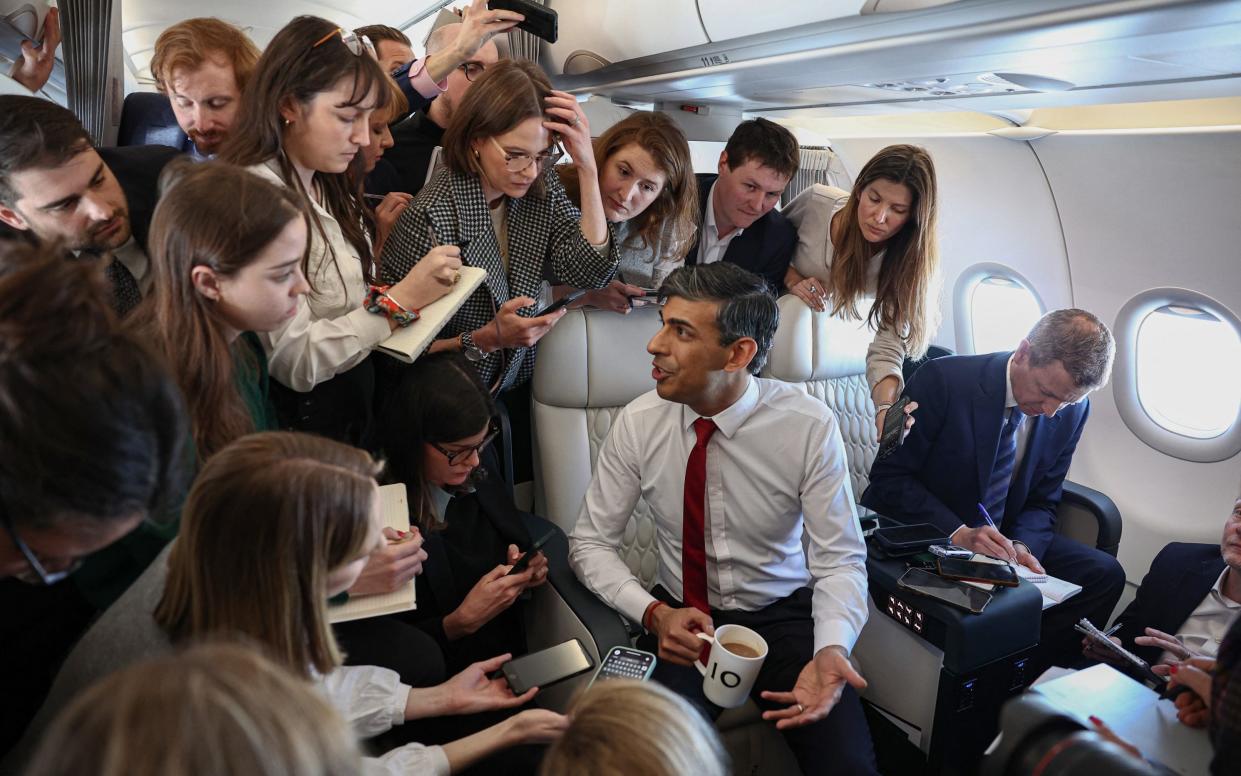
xmin=489 ymin=137 xmax=564 ymax=174
xmin=0 ymin=500 xmax=80 ymax=585
xmin=459 ymin=62 xmax=486 ymax=82
xmin=430 ymin=422 xmax=501 ymax=466
xmin=312 ymin=28 xmax=377 ymax=60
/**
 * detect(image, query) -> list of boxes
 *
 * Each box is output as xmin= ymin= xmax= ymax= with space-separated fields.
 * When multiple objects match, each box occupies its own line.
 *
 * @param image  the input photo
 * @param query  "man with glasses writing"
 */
xmin=386 ymin=19 xmax=505 ymax=195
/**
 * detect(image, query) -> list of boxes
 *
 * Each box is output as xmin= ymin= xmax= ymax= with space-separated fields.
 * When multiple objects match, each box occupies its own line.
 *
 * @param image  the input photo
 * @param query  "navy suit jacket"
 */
xmin=1112 ymin=542 xmax=1226 ymax=665
xmin=860 ymin=352 xmax=1090 ymax=558
xmin=685 ymin=173 xmax=796 ymax=294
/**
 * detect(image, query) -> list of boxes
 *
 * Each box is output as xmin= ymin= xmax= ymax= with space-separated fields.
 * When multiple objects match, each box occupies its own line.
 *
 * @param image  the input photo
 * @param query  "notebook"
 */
xmin=970 ymin=553 xmax=1082 ymax=608
xmin=328 ymin=483 xmax=417 ymax=624
xmin=376 ymin=266 xmax=488 ymax=363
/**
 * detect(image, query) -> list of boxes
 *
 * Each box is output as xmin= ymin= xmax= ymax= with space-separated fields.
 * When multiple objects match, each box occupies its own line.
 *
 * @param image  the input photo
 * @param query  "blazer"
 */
xmin=380 ymin=165 xmax=619 ymax=388
xmin=685 ymin=173 xmax=797 ymax=294
xmin=1112 ymin=542 xmax=1227 ymax=665
xmin=860 ymin=352 xmax=1091 ymax=559
xmin=383 ymin=110 xmax=445 ymax=197
xmin=409 ymin=447 xmax=533 ymax=670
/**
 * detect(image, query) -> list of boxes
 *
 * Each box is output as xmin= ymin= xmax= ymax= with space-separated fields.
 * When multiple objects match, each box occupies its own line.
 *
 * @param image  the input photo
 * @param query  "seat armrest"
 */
xmin=521 ymin=514 xmax=631 ymax=653
xmin=1059 ymin=480 xmax=1122 ymax=556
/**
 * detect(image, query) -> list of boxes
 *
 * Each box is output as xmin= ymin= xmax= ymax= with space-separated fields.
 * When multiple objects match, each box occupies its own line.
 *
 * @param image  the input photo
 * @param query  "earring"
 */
xmin=472 ymin=148 xmax=480 ymax=159
xmin=283 ymin=118 xmax=292 ymax=126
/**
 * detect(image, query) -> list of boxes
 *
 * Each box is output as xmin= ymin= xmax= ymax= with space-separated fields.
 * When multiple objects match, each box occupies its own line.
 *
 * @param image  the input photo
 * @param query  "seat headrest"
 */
xmin=533 ymin=306 xmax=662 ymax=408
xmin=763 ymin=295 xmax=873 ymax=382
xmin=117 ymin=92 xmax=188 ymax=150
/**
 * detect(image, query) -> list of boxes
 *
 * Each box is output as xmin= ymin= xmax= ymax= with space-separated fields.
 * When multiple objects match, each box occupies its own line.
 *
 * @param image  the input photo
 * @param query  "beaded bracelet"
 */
xmin=364 ymin=284 xmax=419 ymax=327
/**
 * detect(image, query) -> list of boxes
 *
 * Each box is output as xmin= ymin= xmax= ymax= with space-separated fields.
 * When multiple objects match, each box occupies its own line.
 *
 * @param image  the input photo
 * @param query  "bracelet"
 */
xmin=642 ymin=601 xmax=667 ymax=632
xmin=364 ymin=284 xmax=420 ymax=327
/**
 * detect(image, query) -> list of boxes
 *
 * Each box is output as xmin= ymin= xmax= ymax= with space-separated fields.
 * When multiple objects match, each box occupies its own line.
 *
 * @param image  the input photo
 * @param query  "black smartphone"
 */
xmin=533 ymin=289 xmax=586 ymax=317
xmin=500 ymin=639 xmax=594 ymax=694
xmin=589 ymin=646 xmax=656 ymax=685
xmin=876 ymin=395 xmax=912 ymax=460
xmin=898 ymin=567 xmax=992 ymax=614
xmin=488 ymin=0 xmax=558 ymax=43
xmin=935 ymin=557 xmax=1021 ymax=587
xmin=506 ymin=528 xmax=556 ymax=576
xmin=872 ymin=523 xmax=949 ymax=554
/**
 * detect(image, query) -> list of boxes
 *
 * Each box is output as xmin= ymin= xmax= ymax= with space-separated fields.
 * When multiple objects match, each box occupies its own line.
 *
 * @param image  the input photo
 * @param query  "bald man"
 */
xmin=384 ymin=22 xmax=502 ymax=194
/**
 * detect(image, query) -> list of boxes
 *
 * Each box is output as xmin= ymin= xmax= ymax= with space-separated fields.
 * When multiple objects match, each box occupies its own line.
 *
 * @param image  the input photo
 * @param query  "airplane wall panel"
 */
xmin=827 ymin=134 xmax=1072 ymax=354
xmin=1032 ymin=128 xmax=1241 ymax=579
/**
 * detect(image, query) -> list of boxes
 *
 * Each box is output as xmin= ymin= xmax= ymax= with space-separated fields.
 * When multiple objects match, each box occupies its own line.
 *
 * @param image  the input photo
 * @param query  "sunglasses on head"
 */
xmin=311 ymin=28 xmax=377 ymax=60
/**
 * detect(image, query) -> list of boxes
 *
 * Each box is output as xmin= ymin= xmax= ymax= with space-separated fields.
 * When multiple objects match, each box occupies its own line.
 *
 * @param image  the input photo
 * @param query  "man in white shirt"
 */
xmin=1091 ymin=492 xmax=1241 ymax=669
xmin=0 ymin=96 xmax=178 ymax=315
xmin=569 ymin=263 xmax=877 ymax=774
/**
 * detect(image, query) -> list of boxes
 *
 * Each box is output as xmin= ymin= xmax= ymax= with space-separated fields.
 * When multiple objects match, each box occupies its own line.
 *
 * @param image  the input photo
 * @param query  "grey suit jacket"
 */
xmin=380 ymin=166 xmax=619 ymax=388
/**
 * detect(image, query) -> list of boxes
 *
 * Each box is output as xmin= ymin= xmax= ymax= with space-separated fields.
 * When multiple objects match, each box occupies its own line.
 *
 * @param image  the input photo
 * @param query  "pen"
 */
xmin=977 ymin=503 xmax=1017 ymax=562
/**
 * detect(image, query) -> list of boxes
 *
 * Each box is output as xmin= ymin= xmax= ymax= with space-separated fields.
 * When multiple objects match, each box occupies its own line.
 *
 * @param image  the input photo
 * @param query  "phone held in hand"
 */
xmin=533 ymin=289 xmax=586 ymax=317
xmin=500 ymin=639 xmax=594 ymax=694
xmin=506 ymin=529 xmax=556 ymax=576
xmin=589 ymin=646 xmax=657 ymax=686
xmin=488 ymin=0 xmax=559 ymax=43
xmin=876 ymin=394 xmax=913 ymax=460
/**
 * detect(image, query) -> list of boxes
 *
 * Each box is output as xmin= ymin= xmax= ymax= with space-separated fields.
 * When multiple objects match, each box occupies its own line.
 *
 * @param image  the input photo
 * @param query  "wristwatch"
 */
xmin=459 ymin=330 xmax=487 ymax=362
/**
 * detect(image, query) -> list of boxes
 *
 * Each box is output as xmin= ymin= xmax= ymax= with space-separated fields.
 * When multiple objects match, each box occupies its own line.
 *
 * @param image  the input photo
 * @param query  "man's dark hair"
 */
xmin=722 ymin=117 xmax=799 ymax=180
xmin=658 ymin=263 xmax=779 ymax=375
xmin=0 ymin=96 xmax=93 ymax=205
xmin=0 ymin=239 xmax=188 ymax=533
xmin=354 ymin=24 xmax=411 ymax=47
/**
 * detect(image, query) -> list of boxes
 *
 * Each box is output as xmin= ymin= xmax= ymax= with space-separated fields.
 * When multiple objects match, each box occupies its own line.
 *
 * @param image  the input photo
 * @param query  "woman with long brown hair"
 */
xmin=380 ymin=58 xmax=619 ymax=392
xmin=221 ymin=15 xmax=461 ymax=446
xmin=782 ymin=144 xmax=942 ymax=432
xmin=14 ymin=432 xmax=567 ymax=775
xmin=132 ymin=160 xmax=308 ymax=463
xmin=557 ymin=110 xmax=699 ymax=313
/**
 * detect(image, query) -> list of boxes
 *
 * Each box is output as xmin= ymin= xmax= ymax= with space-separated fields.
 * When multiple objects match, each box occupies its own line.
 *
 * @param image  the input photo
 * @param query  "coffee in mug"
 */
xmin=721 ymin=641 xmax=760 ymax=658
xmin=695 ymin=624 xmax=768 ymax=708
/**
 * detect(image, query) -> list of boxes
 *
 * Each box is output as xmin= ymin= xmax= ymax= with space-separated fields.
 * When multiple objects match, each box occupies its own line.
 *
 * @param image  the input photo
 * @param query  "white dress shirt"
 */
xmin=319 ymin=665 xmax=449 ymax=776
xmin=696 ymin=181 xmax=745 ymax=267
xmin=569 ymin=377 xmax=869 ymax=655
xmin=1164 ymin=568 xmax=1241 ymax=664
xmin=248 ymin=162 xmax=392 ymax=392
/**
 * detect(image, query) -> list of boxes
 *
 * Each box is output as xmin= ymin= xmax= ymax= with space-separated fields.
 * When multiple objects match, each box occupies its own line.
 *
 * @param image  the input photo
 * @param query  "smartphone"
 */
xmin=898 ymin=567 xmax=992 ymax=614
xmin=589 ymin=646 xmax=656 ymax=685
xmin=876 ymin=395 xmax=912 ymax=460
xmin=500 ymin=639 xmax=594 ymax=694
xmin=872 ymin=523 xmax=948 ymax=553
xmin=936 ymin=557 xmax=1021 ymax=587
xmin=533 ymin=289 xmax=586 ymax=317
xmin=506 ymin=528 xmax=556 ymax=576
xmin=488 ymin=0 xmax=558 ymax=43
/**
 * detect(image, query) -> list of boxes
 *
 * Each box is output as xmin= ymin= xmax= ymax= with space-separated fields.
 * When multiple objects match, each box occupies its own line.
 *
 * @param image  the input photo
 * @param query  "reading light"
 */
xmin=988 ymin=72 xmax=1076 ymax=92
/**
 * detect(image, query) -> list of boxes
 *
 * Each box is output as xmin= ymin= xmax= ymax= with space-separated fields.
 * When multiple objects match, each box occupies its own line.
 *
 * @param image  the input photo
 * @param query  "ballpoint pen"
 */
xmin=977 ymin=503 xmax=1017 ymax=562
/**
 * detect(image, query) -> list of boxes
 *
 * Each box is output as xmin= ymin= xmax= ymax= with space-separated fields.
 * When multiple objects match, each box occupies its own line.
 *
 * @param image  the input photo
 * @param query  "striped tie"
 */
xmin=982 ymin=408 xmax=1024 ymax=526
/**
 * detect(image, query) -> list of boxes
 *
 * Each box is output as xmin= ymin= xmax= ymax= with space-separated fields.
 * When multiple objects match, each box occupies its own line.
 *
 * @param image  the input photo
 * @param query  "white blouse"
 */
xmin=319 ymin=664 xmax=450 ymax=776
xmin=247 ymin=162 xmax=392 ymax=392
xmin=783 ymin=183 xmax=912 ymax=392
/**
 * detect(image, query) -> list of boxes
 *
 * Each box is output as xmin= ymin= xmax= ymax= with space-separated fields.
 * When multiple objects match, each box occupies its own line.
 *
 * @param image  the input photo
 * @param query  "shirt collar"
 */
xmin=1212 ymin=567 xmax=1241 ymax=608
xmin=681 ymin=377 xmax=759 ymax=439
xmin=1004 ymin=353 xmax=1018 ymax=409
xmin=704 ymin=181 xmax=743 ymax=242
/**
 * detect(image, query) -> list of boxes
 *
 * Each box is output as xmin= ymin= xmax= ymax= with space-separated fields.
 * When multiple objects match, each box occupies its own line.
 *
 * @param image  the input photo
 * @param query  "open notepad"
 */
xmin=328 ymin=483 xmax=417 ymax=624
xmin=376 ymin=266 xmax=488 ymax=363
xmin=970 ymin=553 xmax=1082 ymax=609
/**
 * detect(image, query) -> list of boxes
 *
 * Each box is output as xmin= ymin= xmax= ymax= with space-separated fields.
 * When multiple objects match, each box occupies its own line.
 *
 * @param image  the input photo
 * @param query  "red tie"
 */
xmin=682 ymin=417 xmax=717 ymax=614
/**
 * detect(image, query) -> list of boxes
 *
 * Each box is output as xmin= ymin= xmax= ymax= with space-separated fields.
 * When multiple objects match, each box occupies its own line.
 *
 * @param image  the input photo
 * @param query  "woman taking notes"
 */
xmin=782 ymin=144 xmax=941 ymax=432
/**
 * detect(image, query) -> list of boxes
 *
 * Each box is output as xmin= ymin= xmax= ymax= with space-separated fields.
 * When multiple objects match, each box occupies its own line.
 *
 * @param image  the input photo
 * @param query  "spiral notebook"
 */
xmin=376 ymin=266 xmax=488 ymax=363
xmin=328 ymin=483 xmax=417 ymax=623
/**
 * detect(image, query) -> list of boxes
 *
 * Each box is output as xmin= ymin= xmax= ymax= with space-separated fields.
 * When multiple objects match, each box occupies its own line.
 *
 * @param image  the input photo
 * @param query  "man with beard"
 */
xmin=0 ymin=96 xmax=178 ymax=314
xmin=149 ymin=17 xmax=260 ymax=160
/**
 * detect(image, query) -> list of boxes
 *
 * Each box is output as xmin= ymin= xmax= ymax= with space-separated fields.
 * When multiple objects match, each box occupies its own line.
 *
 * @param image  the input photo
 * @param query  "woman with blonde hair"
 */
xmin=540 ymin=680 xmax=729 ymax=776
xmin=27 ymin=642 xmax=364 ymax=776
xmin=558 ymin=110 xmax=699 ymax=312
xmin=782 ymin=144 xmax=941 ymax=433
xmin=10 ymin=432 xmax=566 ymax=775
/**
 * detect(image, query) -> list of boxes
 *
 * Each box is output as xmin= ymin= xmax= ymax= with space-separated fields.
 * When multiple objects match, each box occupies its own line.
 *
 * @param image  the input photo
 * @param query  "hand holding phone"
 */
xmin=488 ymin=0 xmax=558 ymax=43
xmin=507 ymin=529 xmax=556 ymax=576
xmin=876 ymin=395 xmax=913 ymax=459
xmin=500 ymin=639 xmax=594 ymax=694
xmin=532 ymin=289 xmax=586 ymax=317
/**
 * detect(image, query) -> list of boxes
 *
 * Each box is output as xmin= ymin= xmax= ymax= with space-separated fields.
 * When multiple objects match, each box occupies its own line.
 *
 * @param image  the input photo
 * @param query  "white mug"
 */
xmin=695 ymin=624 xmax=768 ymax=708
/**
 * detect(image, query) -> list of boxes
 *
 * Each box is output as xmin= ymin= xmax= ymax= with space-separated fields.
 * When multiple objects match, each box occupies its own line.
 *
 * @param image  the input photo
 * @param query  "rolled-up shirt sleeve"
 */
xmin=800 ymin=414 xmax=870 ymax=655
xmin=318 ymin=664 xmax=408 ymax=738
xmin=568 ymin=406 xmax=654 ymax=624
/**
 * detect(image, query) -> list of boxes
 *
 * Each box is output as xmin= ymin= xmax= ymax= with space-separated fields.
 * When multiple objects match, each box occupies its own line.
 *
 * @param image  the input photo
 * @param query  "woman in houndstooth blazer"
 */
xmin=381 ymin=60 xmax=619 ymax=390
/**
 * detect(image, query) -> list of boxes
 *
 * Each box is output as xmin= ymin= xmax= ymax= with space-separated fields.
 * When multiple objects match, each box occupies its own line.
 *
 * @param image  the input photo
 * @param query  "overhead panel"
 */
xmin=543 ymin=0 xmax=708 ymax=75
xmin=696 ymin=0 xmax=863 ymax=42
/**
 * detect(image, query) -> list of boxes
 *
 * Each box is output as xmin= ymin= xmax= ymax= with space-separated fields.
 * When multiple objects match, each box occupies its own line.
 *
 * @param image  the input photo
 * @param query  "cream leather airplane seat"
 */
xmin=762 ymin=295 xmax=882 ymax=503
xmin=530 ymin=305 xmax=800 ymax=775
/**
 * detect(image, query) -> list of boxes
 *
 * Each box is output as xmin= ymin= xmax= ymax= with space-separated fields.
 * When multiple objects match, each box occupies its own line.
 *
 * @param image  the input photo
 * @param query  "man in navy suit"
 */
xmin=685 ymin=118 xmax=799 ymax=294
xmin=862 ymin=309 xmax=1125 ymax=669
xmin=1088 ymin=492 xmax=1239 ymax=669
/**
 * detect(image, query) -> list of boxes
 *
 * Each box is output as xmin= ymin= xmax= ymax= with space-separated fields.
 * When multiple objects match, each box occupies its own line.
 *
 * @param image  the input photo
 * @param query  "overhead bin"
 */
xmin=697 ymin=0 xmax=961 ymax=42
xmin=543 ymin=0 xmax=708 ymax=75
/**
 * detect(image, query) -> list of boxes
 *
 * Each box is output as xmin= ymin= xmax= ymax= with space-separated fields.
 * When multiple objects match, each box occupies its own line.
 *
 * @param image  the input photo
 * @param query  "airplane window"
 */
xmin=969 ymin=276 xmax=1044 ymax=354
xmin=1136 ymin=305 xmax=1241 ymax=439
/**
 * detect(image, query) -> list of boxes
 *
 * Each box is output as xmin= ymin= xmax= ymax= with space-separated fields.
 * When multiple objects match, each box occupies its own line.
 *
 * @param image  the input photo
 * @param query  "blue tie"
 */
xmin=983 ymin=408 xmax=1024 ymax=525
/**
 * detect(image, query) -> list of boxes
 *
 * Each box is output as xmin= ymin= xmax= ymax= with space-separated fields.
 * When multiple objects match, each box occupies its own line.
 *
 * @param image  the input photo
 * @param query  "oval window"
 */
xmin=970 ymin=276 xmax=1044 ymax=354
